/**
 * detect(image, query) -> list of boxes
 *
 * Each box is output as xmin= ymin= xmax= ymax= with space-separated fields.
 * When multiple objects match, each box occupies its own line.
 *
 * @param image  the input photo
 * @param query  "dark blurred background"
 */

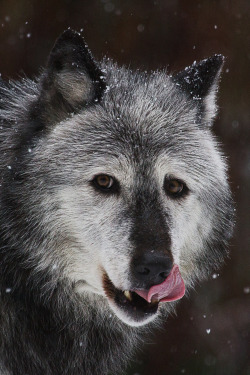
xmin=0 ymin=1 xmax=249 ymax=374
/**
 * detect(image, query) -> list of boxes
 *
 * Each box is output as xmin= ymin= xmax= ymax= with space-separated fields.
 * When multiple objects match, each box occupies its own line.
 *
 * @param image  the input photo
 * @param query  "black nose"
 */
xmin=132 ymin=253 xmax=173 ymax=289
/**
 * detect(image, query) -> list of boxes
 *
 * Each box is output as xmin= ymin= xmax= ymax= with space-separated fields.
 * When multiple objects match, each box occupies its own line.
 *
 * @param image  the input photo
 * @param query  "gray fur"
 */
xmin=0 ymin=30 xmax=234 ymax=374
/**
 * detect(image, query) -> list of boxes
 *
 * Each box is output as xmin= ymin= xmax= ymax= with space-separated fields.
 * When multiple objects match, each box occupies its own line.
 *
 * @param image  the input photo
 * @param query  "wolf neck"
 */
xmin=0 ymin=286 xmax=140 ymax=375
xmin=0 ymin=185 xmax=140 ymax=374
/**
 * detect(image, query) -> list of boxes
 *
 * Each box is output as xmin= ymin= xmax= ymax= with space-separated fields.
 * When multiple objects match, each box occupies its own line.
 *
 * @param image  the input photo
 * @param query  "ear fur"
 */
xmin=38 ymin=29 xmax=106 ymax=124
xmin=173 ymin=55 xmax=225 ymax=125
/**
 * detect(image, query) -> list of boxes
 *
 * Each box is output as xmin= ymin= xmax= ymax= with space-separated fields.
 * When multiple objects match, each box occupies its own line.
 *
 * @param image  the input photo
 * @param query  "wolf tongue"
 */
xmin=134 ymin=265 xmax=185 ymax=303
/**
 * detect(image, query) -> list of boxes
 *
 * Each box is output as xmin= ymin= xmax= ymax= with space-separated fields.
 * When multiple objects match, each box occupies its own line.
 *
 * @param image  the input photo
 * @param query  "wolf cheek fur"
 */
xmin=0 ymin=30 xmax=234 ymax=375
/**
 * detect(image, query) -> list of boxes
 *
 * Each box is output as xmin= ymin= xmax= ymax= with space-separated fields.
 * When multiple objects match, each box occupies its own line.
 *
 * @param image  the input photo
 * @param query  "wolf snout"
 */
xmin=131 ymin=253 xmax=173 ymax=289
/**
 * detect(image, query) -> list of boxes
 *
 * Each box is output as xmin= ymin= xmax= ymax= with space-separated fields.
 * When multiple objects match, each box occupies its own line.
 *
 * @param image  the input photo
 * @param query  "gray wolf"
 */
xmin=0 ymin=29 xmax=234 ymax=374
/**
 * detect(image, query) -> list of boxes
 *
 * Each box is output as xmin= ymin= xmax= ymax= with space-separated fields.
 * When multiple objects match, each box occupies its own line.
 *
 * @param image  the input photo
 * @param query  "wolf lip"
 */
xmin=102 ymin=272 xmax=159 ymax=322
xmin=102 ymin=265 xmax=185 ymax=324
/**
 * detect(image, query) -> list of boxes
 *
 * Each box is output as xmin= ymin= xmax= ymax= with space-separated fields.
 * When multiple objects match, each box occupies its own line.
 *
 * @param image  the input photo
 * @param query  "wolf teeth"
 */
xmin=123 ymin=290 xmax=132 ymax=301
xmin=151 ymin=297 xmax=159 ymax=304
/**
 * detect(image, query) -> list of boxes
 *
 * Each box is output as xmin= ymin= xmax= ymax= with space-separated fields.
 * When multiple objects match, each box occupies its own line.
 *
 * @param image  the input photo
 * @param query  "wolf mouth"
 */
xmin=102 ymin=265 xmax=186 ymax=324
xmin=102 ymin=272 xmax=159 ymax=322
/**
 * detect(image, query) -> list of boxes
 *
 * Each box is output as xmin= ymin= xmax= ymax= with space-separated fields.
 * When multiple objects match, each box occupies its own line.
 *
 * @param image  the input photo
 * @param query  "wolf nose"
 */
xmin=132 ymin=253 xmax=173 ymax=289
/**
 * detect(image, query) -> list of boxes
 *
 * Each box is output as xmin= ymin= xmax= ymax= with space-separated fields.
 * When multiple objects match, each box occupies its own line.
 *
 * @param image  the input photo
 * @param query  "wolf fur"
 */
xmin=0 ymin=30 xmax=234 ymax=375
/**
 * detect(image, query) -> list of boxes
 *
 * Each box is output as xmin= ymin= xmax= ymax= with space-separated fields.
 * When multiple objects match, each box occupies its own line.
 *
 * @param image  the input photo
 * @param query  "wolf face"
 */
xmin=0 ymin=30 xmax=234 ymax=329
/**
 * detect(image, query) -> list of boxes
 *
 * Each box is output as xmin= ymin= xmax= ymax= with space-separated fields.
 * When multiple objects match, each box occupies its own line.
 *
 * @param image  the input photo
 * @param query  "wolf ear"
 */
xmin=173 ymin=55 xmax=225 ymax=125
xmin=38 ymin=29 xmax=105 ymax=124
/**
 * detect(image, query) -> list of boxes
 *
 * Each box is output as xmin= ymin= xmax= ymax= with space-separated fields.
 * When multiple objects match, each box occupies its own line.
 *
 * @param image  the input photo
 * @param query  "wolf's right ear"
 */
xmin=38 ymin=29 xmax=106 ymax=124
xmin=173 ymin=55 xmax=225 ymax=125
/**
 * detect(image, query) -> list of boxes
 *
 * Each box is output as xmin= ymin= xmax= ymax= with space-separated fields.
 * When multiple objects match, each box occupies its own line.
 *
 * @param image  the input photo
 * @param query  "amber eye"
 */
xmin=94 ymin=175 xmax=114 ymax=189
xmin=164 ymin=178 xmax=187 ymax=198
xmin=92 ymin=174 xmax=119 ymax=194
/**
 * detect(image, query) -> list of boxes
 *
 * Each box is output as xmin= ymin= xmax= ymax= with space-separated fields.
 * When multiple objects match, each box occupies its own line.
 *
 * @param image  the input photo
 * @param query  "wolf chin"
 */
xmin=0 ymin=30 xmax=234 ymax=375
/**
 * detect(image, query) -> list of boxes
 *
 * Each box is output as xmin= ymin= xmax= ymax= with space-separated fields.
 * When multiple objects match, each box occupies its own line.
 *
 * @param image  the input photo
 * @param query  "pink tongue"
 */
xmin=134 ymin=264 xmax=185 ymax=303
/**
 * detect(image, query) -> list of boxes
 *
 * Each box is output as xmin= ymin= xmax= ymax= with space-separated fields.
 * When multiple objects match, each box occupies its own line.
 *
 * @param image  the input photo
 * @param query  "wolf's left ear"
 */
xmin=38 ymin=29 xmax=105 ymax=123
xmin=173 ymin=55 xmax=225 ymax=125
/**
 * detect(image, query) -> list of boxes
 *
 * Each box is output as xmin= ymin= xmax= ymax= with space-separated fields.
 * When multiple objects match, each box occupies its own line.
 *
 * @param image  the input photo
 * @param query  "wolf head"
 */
xmin=0 ymin=30 xmax=234 ymax=327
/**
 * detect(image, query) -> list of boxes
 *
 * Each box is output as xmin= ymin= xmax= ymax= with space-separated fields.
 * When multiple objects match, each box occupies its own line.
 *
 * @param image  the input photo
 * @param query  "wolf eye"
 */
xmin=164 ymin=178 xmax=187 ymax=198
xmin=92 ymin=174 xmax=120 ymax=194
xmin=94 ymin=175 xmax=114 ymax=189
